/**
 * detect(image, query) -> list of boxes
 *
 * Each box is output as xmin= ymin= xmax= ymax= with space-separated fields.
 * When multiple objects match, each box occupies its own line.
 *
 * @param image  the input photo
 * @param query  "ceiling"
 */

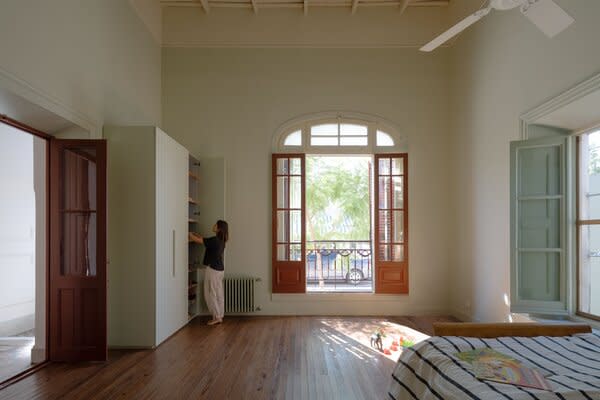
xmin=159 ymin=0 xmax=448 ymax=16
xmin=131 ymin=0 xmax=482 ymax=48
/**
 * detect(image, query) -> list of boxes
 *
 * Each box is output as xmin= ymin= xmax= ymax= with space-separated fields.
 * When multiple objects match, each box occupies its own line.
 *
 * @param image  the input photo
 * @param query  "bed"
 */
xmin=388 ymin=323 xmax=600 ymax=400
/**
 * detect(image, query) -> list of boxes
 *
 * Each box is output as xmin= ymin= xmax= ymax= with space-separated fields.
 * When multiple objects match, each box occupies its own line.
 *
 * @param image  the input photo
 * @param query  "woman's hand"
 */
xmin=189 ymin=232 xmax=204 ymax=244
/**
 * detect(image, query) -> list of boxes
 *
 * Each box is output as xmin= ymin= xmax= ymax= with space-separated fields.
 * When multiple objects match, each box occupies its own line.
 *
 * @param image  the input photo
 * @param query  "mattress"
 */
xmin=388 ymin=332 xmax=600 ymax=399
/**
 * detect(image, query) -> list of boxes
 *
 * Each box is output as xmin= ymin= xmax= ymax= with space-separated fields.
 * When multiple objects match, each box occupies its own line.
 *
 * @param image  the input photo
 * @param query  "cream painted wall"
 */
xmin=449 ymin=0 xmax=600 ymax=322
xmin=163 ymin=48 xmax=454 ymax=315
xmin=0 ymin=0 xmax=162 ymax=136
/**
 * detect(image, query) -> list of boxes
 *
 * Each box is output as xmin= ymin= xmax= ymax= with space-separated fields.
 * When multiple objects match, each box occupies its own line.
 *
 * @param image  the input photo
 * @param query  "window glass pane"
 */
xmin=393 ymin=211 xmax=403 ymax=243
xmin=518 ymin=146 xmax=561 ymax=196
xmin=379 ymin=244 xmax=391 ymax=262
xmin=276 ymin=176 xmax=288 ymax=208
xmin=518 ymin=252 xmax=560 ymax=301
xmin=277 ymin=158 xmax=289 ymax=175
xmin=277 ymin=211 xmax=289 ymax=242
xmin=283 ymin=130 xmax=302 ymax=146
xmin=378 ymin=158 xmax=390 ymax=175
xmin=378 ymin=210 xmax=390 ymax=243
xmin=311 ymin=124 xmax=338 ymax=136
xmin=378 ymin=177 xmax=390 ymax=209
xmin=392 ymin=177 xmax=403 ymax=209
xmin=340 ymin=124 xmax=367 ymax=136
xmin=290 ymin=158 xmax=301 ymax=175
xmin=290 ymin=210 xmax=301 ymax=242
xmin=392 ymin=158 xmax=404 ymax=175
xmin=376 ymin=131 xmax=394 ymax=147
xmin=311 ymin=136 xmax=338 ymax=146
xmin=62 ymin=147 xmax=97 ymax=210
xmin=518 ymin=199 xmax=560 ymax=249
xmin=392 ymin=244 xmax=404 ymax=262
xmin=579 ymin=131 xmax=600 ymax=220
xmin=277 ymin=244 xmax=288 ymax=261
xmin=62 ymin=212 xmax=97 ymax=276
xmin=340 ymin=136 xmax=367 ymax=146
xmin=290 ymin=176 xmax=301 ymax=209
xmin=579 ymin=225 xmax=600 ymax=315
xmin=290 ymin=244 xmax=302 ymax=261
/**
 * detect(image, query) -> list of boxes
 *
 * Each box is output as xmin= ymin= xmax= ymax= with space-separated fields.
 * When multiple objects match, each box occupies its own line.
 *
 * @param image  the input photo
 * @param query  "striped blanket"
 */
xmin=389 ymin=332 xmax=600 ymax=399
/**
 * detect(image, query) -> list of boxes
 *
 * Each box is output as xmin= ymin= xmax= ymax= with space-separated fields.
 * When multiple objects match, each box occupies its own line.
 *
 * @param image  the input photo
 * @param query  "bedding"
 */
xmin=388 ymin=331 xmax=600 ymax=399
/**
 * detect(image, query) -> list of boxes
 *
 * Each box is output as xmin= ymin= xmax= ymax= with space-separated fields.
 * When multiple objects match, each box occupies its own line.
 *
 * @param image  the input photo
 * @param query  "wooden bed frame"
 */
xmin=433 ymin=322 xmax=592 ymax=338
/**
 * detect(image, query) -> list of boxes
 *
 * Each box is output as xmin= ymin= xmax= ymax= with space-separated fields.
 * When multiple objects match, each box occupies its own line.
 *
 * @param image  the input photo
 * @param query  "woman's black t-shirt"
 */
xmin=203 ymin=236 xmax=225 ymax=271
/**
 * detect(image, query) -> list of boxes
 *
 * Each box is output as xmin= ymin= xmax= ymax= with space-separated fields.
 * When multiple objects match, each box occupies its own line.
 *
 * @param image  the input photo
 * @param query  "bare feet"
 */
xmin=207 ymin=318 xmax=222 ymax=326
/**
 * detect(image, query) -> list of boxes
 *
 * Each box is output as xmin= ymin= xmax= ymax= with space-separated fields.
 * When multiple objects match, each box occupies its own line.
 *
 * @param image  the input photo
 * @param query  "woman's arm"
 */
xmin=189 ymin=232 xmax=204 ymax=244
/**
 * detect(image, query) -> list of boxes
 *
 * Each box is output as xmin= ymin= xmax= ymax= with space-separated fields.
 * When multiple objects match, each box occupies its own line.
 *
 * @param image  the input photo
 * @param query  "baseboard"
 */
xmin=31 ymin=346 xmax=46 ymax=363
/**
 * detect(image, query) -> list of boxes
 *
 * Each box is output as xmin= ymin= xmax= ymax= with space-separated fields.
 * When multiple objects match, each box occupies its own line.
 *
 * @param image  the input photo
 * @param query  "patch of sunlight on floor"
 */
xmin=318 ymin=318 xmax=430 ymax=361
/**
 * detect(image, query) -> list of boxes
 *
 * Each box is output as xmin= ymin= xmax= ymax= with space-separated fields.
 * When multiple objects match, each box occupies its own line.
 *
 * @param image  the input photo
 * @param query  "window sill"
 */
xmin=527 ymin=313 xmax=600 ymax=331
xmin=271 ymin=292 xmax=409 ymax=302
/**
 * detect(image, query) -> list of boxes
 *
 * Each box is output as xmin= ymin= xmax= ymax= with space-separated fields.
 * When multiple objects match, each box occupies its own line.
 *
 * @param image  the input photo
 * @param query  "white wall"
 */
xmin=449 ymin=0 xmax=600 ymax=322
xmin=163 ymin=48 xmax=454 ymax=315
xmin=0 ymin=124 xmax=39 ymax=337
xmin=0 ymin=0 xmax=162 ymax=136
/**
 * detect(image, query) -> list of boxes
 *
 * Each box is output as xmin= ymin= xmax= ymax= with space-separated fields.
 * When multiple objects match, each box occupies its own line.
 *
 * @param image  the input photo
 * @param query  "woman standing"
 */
xmin=189 ymin=220 xmax=229 ymax=325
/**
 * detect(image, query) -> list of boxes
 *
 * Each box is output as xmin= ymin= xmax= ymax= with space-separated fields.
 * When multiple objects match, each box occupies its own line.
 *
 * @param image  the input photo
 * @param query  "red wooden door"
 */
xmin=49 ymin=139 xmax=107 ymax=361
xmin=374 ymin=154 xmax=408 ymax=294
xmin=272 ymin=154 xmax=306 ymax=293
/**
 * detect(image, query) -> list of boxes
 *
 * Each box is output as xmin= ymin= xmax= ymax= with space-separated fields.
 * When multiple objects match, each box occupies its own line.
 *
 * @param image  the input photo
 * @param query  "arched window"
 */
xmin=275 ymin=113 xmax=403 ymax=154
xmin=272 ymin=112 xmax=408 ymax=296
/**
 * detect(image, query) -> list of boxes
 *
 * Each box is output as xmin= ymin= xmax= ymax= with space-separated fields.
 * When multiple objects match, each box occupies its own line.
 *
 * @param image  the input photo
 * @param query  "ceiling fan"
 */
xmin=420 ymin=0 xmax=574 ymax=52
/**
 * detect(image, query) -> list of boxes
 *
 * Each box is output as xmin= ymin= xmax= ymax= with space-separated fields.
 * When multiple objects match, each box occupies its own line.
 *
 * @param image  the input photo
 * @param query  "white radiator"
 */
xmin=224 ymin=277 xmax=260 ymax=313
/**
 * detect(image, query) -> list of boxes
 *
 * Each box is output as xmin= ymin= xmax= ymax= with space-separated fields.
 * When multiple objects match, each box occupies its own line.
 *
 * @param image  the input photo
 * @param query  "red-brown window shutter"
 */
xmin=374 ymin=154 xmax=408 ymax=294
xmin=272 ymin=154 xmax=306 ymax=293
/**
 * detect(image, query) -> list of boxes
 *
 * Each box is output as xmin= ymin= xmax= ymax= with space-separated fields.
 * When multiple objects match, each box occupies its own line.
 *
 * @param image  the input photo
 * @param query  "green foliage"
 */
xmin=306 ymin=157 xmax=370 ymax=241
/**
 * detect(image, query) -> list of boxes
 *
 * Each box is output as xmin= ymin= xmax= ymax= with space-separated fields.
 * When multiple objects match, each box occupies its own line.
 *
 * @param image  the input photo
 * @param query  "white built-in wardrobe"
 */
xmin=105 ymin=126 xmax=188 ymax=348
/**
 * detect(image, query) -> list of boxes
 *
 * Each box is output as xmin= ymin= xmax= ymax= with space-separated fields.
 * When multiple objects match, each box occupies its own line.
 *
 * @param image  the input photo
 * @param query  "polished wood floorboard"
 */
xmin=0 ymin=338 xmax=34 ymax=384
xmin=0 ymin=316 xmax=457 ymax=400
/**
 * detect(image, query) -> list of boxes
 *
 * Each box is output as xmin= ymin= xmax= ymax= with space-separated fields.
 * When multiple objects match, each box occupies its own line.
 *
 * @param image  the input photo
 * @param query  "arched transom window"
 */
xmin=275 ymin=115 xmax=402 ymax=154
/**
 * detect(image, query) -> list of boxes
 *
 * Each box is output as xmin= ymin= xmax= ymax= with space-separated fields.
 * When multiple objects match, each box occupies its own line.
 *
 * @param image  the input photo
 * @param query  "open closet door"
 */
xmin=49 ymin=139 xmax=107 ymax=361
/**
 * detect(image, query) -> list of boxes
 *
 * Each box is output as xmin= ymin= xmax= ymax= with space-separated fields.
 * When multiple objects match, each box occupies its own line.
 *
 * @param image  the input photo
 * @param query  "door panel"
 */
xmin=49 ymin=139 xmax=107 ymax=361
xmin=272 ymin=154 xmax=305 ymax=293
xmin=374 ymin=154 xmax=408 ymax=294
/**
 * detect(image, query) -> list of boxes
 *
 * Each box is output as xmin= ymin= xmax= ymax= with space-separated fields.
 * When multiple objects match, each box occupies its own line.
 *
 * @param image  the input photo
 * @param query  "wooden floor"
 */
xmin=0 ymin=337 xmax=34 ymax=384
xmin=0 ymin=316 xmax=456 ymax=400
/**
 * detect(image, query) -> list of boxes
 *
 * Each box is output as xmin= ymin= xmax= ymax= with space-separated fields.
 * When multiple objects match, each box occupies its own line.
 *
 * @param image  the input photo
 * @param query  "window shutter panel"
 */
xmin=272 ymin=154 xmax=306 ymax=293
xmin=510 ymin=136 xmax=570 ymax=315
xmin=374 ymin=154 xmax=408 ymax=294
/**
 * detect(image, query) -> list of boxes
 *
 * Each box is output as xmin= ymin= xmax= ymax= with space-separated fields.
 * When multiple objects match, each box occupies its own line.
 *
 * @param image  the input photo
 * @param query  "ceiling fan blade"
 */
xmin=420 ymin=8 xmax=491 ymax=52
xmin=521 ymin=0 xmax=574 ymax=38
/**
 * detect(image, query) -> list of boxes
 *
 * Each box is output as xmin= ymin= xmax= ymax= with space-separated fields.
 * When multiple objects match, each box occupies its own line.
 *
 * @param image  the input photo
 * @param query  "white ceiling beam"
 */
xmin=304 ymin=0 xmax=308 ymax=15
xmin=351 ymin=0 xmax=359 ymax=14
xmin=199 ymin=0 xmax=210 ymax=13
xmin=160 ymin=0 xmax=448 ymax=9
xmin=251 ymin=0 xmax=259 ymax=13
xmin=398 ymin=0 xmax=410 ymax=15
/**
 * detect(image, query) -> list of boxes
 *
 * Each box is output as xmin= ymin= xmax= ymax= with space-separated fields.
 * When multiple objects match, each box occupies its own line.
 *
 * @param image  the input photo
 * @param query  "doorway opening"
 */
xmin=0 ymin=121 xmax=46 ymax=383
xmin=306 ymin=155 xmax=373 ymax=292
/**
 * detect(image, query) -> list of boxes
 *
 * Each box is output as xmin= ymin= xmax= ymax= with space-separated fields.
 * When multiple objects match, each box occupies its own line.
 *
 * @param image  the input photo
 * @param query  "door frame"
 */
xmin=0 ymin=115 xmax=51 ymax=387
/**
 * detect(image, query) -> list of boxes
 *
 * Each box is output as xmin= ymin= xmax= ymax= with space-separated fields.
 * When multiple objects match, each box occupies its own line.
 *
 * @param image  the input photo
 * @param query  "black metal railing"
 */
xmin=306 ymin=240 xmax=372 ymax=285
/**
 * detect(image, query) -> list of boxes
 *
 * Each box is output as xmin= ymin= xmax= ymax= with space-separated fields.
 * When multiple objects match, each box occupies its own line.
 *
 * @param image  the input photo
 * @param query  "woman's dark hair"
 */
xmin=216 ymin=220 xmax=229 ymax=243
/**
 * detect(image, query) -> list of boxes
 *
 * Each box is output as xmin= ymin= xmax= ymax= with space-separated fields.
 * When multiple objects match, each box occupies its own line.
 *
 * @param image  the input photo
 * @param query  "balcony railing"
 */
xmin=306 ymin=240 xmax=372 ymax=292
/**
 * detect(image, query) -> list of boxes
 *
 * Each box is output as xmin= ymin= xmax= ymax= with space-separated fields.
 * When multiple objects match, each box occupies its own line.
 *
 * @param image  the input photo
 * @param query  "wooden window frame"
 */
xmin=575 ymin=134 xmax=600 ymax=322
xmin=374 ymin=154 xmax=409 ymax=294
xmin=272 ymin=154 xmax=306 ymax=293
